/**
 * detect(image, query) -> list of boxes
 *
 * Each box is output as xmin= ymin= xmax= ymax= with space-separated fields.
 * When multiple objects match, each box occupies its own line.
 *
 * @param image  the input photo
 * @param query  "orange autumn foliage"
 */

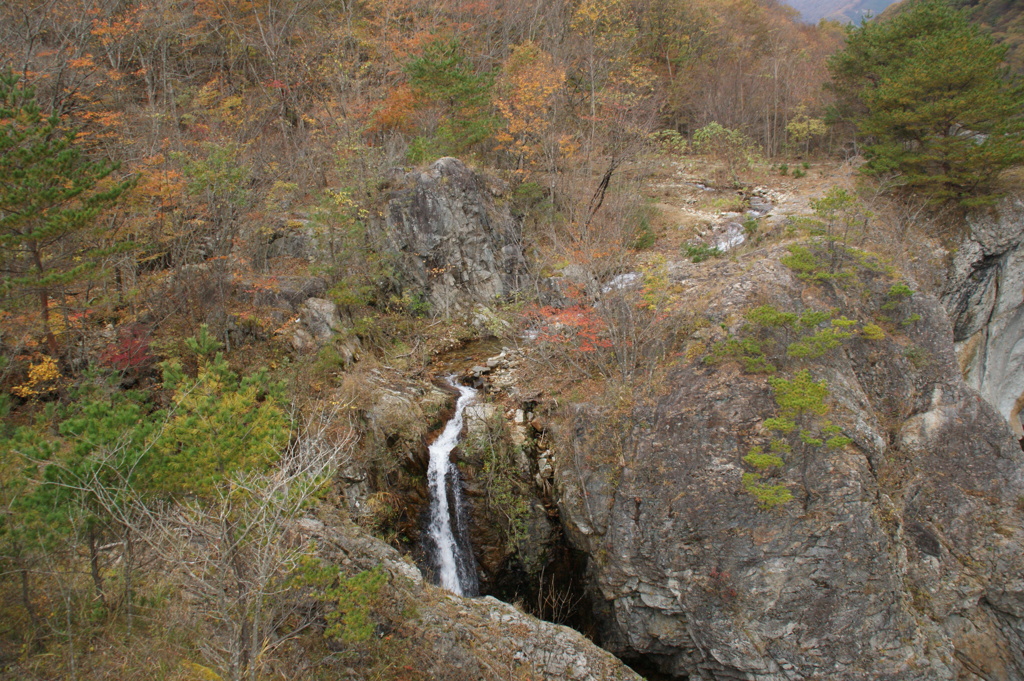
xmin=493 ymin=41 xmax=564 ymax=169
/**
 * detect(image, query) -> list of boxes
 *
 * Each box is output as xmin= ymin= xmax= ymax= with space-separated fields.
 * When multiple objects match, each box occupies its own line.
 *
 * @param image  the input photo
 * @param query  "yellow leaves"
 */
xmin=180 ymin=660 xmax=225 ymax=681
xmin=90 ymin=5 xmax=143 ymax=46
xmin=78 ymin=108 xmax=124 ymax=140
xmin=130 ymin=155 xmax=186 ymax=212
xmin=68 ymin=56 xmax=96 ymax=70
xmin=570 ymin=0 xmax=636 ymax=43
xmin=326 ymin=187 xmax=357 ymax=209
xmin=558 ymin=134 xmax=579 ymax=158
xmin=493 ymin=42 xmax=565 ymax=166
xmin=11 ymin=356 xmax=62 ymax=399
xmin=195 ymin=80 xmax=248 ymax=127
xmin=786 ymin=105 xmax=826 ymax=146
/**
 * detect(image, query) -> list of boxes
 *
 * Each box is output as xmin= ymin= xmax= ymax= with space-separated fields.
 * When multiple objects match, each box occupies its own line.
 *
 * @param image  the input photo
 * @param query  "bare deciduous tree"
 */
xmin=78 ymin=402 xmax=354 ymax=681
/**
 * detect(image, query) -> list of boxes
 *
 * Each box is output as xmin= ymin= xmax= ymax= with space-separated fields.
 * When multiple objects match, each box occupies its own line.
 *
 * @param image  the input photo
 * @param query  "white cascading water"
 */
xmin=426 ymin=379 xmax=478 ymax=595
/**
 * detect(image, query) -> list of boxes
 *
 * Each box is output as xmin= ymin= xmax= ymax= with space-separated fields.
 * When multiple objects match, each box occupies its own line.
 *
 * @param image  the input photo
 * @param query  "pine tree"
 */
xmin=404 ymin=40 xmax=498 ymax=162
xmin=152 ymin=327 xmax=289 ymax=499
xmin=0 ymin=70 xmax=134 ymax=353
xmin=828 ymin=0 xmax=1024 ymax=205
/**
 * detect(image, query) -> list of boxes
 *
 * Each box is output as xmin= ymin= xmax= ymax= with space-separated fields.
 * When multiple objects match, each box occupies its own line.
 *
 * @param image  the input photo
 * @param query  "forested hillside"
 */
xmin=2 ymin=0 xmax=1024 ymax=679
xmin=0 ymin=0 xmax=845 ymax=359
xmin=956 ymin=0 xmax=1024 ymax=69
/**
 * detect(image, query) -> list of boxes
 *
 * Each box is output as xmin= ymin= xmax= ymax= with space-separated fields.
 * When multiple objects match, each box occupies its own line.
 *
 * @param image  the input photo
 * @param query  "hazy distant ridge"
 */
xmin=785 ymin=0 xmax=900 ymax=23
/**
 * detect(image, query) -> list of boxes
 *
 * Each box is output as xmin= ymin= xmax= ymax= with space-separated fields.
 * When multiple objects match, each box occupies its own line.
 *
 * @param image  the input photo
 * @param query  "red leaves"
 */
xmin=99 ymin=326 xmax=154 ymax=372
xmin=526 ymin=304 xmax=612 ymax=353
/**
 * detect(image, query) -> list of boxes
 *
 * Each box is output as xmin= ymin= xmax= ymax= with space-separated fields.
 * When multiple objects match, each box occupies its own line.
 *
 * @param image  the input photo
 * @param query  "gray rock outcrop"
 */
xmin=384 ymin=158 xmax=527 ymax=315
xmin=552 ymin=246 xmax=1024 ymax=680
xmin=290 ymin=297 xmax=360 ymax=362
xmin=942 ymin=196 xmax=1024 ymax=437
xmin=297 ymin=511 xmax=643 ymax=681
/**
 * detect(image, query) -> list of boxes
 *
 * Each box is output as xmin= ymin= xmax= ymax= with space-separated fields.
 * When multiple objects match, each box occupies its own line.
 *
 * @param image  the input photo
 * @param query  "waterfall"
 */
xmin=426 ymin=378 xmax=479 ymax=596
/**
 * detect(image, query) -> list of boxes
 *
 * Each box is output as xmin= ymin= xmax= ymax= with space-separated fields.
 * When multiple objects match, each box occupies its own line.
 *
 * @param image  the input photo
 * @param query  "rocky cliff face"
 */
xmin=552 ymin=245 xmax=1024 ymax=680
xmin=942 ymin=196 xmax=1024 ymax=438
xmin=384 ymin=158 xmax=528 ymax=315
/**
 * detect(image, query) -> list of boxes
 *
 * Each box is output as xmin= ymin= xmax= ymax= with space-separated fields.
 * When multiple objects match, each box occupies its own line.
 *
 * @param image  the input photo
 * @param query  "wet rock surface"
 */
xmin=553 ymin=247 xmax=1024 ymax=680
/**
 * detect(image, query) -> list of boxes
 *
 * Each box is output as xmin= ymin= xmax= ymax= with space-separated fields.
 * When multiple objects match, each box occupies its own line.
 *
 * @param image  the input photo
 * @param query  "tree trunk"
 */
xmin=124 ymin=528 xmax=134 ymax=636
xmin=89 ymin=526 xmax=107 ymax=609
xmin=21 ymin=564 xmax=41 ymax=634
xmin=29 ymin=240 xmax=59 ymax=356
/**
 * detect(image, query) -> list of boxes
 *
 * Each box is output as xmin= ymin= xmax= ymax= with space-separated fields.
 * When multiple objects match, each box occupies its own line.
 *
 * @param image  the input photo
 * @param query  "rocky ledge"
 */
xmin=298 ymin=511 xmax=642 ymax=680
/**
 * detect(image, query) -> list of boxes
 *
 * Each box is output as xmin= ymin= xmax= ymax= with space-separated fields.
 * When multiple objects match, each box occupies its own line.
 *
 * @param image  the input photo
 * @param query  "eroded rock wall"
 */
xmin=943 ymin=195 xmax=1024 ymax=437
xmin=553 ymin=248 xmax=1024 ymax=680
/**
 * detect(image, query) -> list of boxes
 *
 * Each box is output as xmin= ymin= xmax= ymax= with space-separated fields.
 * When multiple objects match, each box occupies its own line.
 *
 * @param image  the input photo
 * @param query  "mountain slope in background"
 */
xmin=955 ymin=0 xmax=1024 ymax=70
xmin=784 ymin=0 xmax=900 ymax=23
xmin=879 ymin=0 xmax=1024 ymax=70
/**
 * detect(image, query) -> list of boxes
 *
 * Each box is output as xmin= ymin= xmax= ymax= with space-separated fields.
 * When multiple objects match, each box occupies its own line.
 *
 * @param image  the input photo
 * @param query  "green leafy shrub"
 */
xmin=781 ymin=244 xmax=853 ymax=281
xmin=787 ymin=327 xmax=852 ymax=359
xmin=705 ymin=337 xmax=776 ymax=373
xmin=745 ymin=305 xmax=798 ymax=328
xmin=741 ymin=473 xmax=793 ymax=509
xmin=743 ymin=446 xmax=784 ymax=470
xmin=769 ymin=369 xmax=830 ymax=418
xmin=692 ymin=121 xmax=762 ymax=185
xmin=683 ymin=243 xmax=723 ymax=263
xmin=886 ymin=282 xmax=914 ymax=299
xmin=631 ymin=215 xmax=657 ymax=250
xmin=861 ymin=323 xmax=885 ymax=340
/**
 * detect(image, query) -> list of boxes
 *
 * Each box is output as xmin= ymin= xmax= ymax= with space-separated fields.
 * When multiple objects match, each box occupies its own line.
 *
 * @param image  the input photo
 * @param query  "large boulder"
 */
xmin=384 ymin=158 xmax=527 ymax=315
xmin=942 ymin=195 xmax=1024 ymax=437
xmin=296 ymin=511 xmax=643 ymax=681
xmin=553 ymin=246 xmax=1024 ymax=680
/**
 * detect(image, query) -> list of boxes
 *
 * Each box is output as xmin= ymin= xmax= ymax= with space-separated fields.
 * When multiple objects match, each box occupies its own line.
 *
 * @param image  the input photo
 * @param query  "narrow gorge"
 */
xmin=359 ymin=158 xmax=1024 ymax=680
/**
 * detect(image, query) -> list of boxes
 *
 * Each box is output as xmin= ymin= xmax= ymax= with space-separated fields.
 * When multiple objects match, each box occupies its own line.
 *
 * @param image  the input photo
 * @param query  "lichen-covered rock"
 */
xmin=458 ymin=399 xmax=558 ymax=592
xmin=300 ymin=297 xmax=342 ymax=340
xmin=554 ymin=246 xmax=1024 ymax=680
xmin=290 ymin=297 xmax=361 ymax=362
xmin=942 ymin=194 xmax=1024 ymax=437
xmin=384 ymin=157 xmax=527 ymax=314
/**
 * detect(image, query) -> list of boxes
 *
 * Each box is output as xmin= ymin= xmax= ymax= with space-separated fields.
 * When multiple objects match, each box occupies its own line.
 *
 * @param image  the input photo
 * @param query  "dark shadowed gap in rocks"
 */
xmin=620 ymin=656 xmax=679 ymax=680
xmin=422 ymin=342 xmax=678 ymax=679
xmin=478 ymin=535 xmax=687 ymax=681
xmin=480 ymin=528 xmax=598 ymax=635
